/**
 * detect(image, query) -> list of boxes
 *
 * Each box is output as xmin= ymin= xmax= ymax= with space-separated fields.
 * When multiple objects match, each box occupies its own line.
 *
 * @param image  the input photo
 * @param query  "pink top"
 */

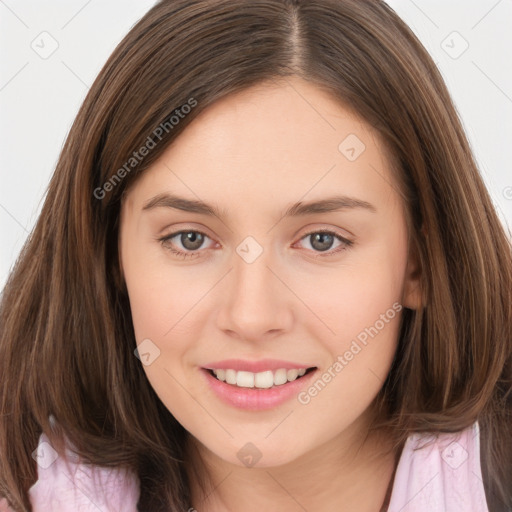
xmin=387 ymin=421 xmax=489 ymax=511
xmin=0 ymin=421 xmax=489 ymax=511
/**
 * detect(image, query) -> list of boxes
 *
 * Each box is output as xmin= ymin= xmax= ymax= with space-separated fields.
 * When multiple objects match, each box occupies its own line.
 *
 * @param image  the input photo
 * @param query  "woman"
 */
xmin=1 ymin=1 xmax=511 ymax=510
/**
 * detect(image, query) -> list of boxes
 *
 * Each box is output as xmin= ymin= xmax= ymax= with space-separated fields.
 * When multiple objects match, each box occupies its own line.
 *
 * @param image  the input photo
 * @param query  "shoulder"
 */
xmin=388 ymin=421 xmax=489 ymax=512
xmin=27 ymin=430 xmax=140 ymax=512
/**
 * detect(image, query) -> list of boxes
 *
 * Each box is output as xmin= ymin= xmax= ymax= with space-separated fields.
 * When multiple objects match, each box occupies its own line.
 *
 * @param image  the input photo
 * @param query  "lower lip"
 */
xmin=201 ymin=368 xmax=317 ymax=411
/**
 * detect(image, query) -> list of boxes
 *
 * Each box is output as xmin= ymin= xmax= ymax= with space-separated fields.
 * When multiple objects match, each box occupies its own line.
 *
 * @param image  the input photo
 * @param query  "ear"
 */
xmin=402 ymin=236 xmax=423 ymax=310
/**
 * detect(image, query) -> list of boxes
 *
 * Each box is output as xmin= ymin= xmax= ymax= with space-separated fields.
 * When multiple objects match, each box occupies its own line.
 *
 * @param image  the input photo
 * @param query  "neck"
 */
xmin=184 ymin=411 xmax=402 ymax=512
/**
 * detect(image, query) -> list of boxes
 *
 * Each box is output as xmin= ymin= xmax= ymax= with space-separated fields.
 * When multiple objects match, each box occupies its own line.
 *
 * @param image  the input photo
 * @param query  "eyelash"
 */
xmin=158 ymin=229 xmax=353 ymax=260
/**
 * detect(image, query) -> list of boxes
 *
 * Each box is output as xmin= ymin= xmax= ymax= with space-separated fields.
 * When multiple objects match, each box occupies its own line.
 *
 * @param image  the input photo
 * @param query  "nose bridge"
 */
xmin=217 ymin=236 xmax=293 ymax=339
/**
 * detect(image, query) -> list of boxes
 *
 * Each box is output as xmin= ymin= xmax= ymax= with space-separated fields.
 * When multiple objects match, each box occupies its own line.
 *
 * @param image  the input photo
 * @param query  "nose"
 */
xmin=216 ymin=246 xmax=294 ymax=342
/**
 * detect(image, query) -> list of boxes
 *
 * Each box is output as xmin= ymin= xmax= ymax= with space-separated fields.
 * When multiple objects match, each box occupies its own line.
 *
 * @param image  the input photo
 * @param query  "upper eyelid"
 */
xmin=159 ymin=221 xmax=353 ymax=239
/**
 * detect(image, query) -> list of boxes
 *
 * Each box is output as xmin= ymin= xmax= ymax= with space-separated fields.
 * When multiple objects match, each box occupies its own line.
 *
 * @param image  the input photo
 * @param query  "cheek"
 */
xmin=121 ymin=242 xmax=213 ymax=430
xmin=290 ymin=278 xmax=402 ymax=452
xmin=122 ymin=236 xmax=212 ymax=344
xmin=296 ymin=253 xmax=405 ymax=349
xmin=292 ymin=247 xmax=405 ymax=405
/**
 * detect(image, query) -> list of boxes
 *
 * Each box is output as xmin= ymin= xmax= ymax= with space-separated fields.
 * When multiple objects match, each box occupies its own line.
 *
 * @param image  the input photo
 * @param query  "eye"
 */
xmin=159 ymin=228 xmax=353 ymax=260
xmin=158 ymin=230 xmax=215 ymax=259
xmin=295 ymin=229 xmax=353 ymax=257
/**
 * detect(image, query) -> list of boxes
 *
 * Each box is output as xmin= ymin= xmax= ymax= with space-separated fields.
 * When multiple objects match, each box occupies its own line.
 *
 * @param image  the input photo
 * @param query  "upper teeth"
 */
xmin=212 ymin=368 xmax=308 ymax=388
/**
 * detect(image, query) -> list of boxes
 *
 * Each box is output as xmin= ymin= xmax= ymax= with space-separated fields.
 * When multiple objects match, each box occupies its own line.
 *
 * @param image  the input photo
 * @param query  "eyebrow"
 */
xmin=142 ymin=193 xmax=377 ymax=218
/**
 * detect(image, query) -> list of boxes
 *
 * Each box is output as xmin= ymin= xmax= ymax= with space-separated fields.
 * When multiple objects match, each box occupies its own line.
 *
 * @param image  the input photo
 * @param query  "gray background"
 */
xmin=1 ymin=0 xmax=511 ymax=291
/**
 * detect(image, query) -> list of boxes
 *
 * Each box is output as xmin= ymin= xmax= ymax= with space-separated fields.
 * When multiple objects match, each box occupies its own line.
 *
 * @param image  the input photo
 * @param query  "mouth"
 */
xmin=200 ymin=358 xmax=319 ymax=410
xmin=201 ymin=362 xmax=319 ymax=410
xmin=205 ymin=367 xmax=317 ymax=389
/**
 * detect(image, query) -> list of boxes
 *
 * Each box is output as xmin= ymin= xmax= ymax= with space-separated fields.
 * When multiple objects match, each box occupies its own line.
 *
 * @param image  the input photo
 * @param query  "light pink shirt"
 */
xmin=387 ymin=421 xmax=489 ymax=511
xmin=0 ymin=421 xmax=489 ymax=511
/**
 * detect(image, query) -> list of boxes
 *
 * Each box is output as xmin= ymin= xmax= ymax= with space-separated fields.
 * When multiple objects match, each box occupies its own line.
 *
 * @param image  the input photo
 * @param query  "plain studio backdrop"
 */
xmin=0 ymin=0 xmax=511 ymax=291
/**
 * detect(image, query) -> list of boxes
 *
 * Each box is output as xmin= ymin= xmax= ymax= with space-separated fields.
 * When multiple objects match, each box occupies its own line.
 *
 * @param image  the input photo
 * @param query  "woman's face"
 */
xmin=119 ymin=77 xmax=421 ymax=468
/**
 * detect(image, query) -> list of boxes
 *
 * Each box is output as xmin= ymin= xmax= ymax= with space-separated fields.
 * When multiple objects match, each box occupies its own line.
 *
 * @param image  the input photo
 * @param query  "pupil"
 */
xmin=182 ymin=232 xmax=203 ymax=250
xmin=312 ymin=233 xmax=333 ymax=251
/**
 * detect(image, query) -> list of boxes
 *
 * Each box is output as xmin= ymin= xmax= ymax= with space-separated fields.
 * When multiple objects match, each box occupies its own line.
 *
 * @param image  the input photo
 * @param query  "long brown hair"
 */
xmin=1 ymin=1 xmax=511 ymax=510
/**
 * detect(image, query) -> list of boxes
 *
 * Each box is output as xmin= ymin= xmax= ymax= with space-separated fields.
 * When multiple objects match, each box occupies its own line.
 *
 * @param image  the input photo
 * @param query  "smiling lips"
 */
xmin=204 ymin=358 xmax=316 ymax=388
xmin=201 ymin=358 xmax=317 ymax=409
xmin=212 ymin=367 xmax=308 ymax=389
xmin=203 ymin=358 xmax=316 ymax=372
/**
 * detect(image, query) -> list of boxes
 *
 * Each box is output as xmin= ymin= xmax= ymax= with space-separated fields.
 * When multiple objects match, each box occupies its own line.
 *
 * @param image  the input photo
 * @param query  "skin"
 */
xmin=119 ymin=76 xmax=422 ymax=511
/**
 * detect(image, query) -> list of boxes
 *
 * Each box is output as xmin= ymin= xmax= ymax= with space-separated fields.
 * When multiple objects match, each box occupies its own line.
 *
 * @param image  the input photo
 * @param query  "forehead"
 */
xmin=123 ymin=77 xmax=401 ymax=217
xmin=175 ymin=78 xmax=381 ymax=171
